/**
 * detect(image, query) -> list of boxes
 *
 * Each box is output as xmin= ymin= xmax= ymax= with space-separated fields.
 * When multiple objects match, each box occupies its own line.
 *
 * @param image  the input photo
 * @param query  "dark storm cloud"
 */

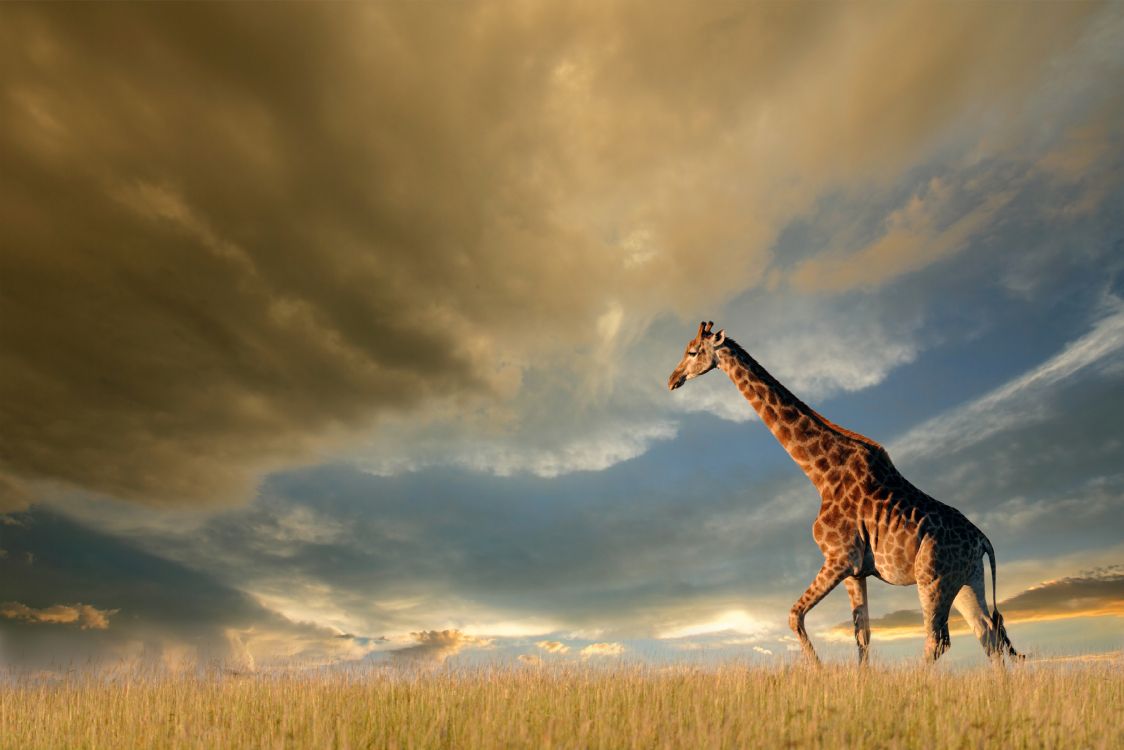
xmin=0 ymin=512 xmax=373 ymax=671
xmin=0 ymin=2 xmax=1104 ymax=509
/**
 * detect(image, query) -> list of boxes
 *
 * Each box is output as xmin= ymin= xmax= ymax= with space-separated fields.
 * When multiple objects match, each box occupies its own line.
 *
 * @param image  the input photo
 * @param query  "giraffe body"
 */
xmin=668 ymin=322 xmax=1018 ymax=663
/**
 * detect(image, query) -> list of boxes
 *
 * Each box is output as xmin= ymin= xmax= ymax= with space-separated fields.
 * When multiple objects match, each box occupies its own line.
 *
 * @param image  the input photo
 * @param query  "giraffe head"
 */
xmin=668 ymin=320 xmax=726 ymax=390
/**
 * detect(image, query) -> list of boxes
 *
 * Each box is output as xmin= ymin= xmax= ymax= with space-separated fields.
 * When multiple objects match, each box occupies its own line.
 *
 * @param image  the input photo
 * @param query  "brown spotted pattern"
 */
xmin=668 ymin=322 xmax=1019 ymax=664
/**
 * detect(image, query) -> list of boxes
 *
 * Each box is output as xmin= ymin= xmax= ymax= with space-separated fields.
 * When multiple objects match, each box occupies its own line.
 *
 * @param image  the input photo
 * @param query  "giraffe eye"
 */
xmin=688 ymin=350 xmax=698 ymax=356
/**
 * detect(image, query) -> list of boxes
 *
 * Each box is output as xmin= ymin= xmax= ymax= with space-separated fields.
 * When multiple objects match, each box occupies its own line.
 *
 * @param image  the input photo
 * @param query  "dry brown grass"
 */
xmin=1 ymin=661 xmax=1120 ymax=749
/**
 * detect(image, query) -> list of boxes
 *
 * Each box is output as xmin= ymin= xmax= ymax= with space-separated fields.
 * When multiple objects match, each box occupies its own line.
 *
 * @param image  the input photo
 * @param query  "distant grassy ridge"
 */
xmin=1 ymin=662 xmax=1120 ymax=749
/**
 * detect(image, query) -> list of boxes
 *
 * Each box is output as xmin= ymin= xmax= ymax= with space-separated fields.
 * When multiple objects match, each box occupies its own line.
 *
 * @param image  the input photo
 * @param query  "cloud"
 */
xmin=246 ymin=505 xmax=348 ymax=557
xmin=580 ymin=642 xmax=624 ymax=659
xmin=389 ymin=630 xmax=492 ymax=666
xmin=0 ymin=476 xmax=34 ymax=513
xmin=778 ymin=9 xmax=1123 ymax=296
xmin=669 ymin=636 xmax=773 ymax=653
xmin=790 ymin=176 xmax=1017 ymax=293
xmin=1001 ymin=568 xmax=1124 ymax=623
xmin=823 ymin=568 xmax=1124 ymax=642
xmin=0 ymin=2 xmax=1107 ymax=507
xmin=725 ymin=296 xmax=924 ymax=401
xmin=0 ymin=511 xmax=381 ymax=673
xmin=657 ymin=610 xmax=773 ymax=640
xmin=891 ymin=299 xmax=1124 ymax=462
xmin=1032 ymin=109 xmax=1124 ymax=221
xmin=360 ymin=419 xmax=679 ymax=479
xmin=976 ymin=476 xmax=1123 ymax=537
xmin=0 ymin=601 xmax=117 ymax=630
xmin=536 ymin=640 xmax=570 ymax=654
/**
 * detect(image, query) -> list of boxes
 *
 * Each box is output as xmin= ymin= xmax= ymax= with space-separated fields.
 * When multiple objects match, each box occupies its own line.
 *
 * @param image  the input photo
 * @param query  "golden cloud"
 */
xmin=790 ymin=178 xmax=1018 ymax=292
xmin=580 ymin=642 xmax=625 ymax=659
xmin=0 ymin=601 xmax=117 ymax=630
xmin=389 ymin=629 xmax=492 ymax=665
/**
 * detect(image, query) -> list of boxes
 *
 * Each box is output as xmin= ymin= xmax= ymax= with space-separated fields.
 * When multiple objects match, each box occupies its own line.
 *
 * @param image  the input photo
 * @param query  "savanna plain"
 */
xmin=0 ymin=660 xmax=1120 ymax=749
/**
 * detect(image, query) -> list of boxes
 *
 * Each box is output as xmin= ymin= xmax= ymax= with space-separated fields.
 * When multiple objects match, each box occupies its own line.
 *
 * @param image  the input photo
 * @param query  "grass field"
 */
xmin=1 ymin=661 xmax=1120 ymax=749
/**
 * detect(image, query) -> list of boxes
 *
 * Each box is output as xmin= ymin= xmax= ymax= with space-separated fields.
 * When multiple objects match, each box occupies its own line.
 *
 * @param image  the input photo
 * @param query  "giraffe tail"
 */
xmin=982 ymin=537 xmax=1020 ymax=659
xmin=983 ymin=538 xmax=999 ymax=625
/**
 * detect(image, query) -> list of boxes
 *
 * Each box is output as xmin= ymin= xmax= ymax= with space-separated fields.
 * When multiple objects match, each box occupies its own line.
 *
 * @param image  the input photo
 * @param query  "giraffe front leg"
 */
xmin=789 ymin=558 xmax=851 ymax=665
xmin=844 ymin=576 xmax=871 ymax=665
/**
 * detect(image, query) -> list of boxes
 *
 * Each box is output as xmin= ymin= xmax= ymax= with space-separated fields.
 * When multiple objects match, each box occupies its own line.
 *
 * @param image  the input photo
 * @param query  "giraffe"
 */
xmin=668 ymin=321 xmax=1019 ymax=664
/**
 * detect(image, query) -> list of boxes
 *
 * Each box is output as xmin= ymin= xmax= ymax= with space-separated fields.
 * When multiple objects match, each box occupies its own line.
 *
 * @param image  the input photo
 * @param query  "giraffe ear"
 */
xmin=712 ymin=329 xmax=726 ymax=346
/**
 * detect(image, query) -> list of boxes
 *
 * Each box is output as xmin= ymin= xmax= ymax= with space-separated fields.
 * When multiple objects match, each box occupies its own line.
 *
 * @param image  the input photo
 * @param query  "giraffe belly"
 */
xmin=872 ymin=546 xmax=917 ymax=585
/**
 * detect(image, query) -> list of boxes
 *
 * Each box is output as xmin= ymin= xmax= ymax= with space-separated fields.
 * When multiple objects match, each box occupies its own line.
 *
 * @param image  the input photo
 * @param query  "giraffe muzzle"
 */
xmin=668 ymin=373 xmax=686 ymax=391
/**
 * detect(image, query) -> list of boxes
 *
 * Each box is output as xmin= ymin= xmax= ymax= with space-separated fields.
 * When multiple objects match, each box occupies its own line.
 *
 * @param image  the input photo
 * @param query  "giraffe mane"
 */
xmin=720 ymin=336 xmax=886 ymax=453
xmin=807 ymin=406 xmax=886 ymax=452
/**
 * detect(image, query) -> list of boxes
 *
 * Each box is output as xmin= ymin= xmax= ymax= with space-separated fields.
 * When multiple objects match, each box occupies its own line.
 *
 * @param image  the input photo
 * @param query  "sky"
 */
xmin=1 ymin=2 xmax=1122 ymax=673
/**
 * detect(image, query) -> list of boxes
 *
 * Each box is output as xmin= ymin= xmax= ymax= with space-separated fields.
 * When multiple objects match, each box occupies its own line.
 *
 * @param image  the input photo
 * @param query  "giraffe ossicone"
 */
xmin=668 ymin=321 xmax=1020 ymax=664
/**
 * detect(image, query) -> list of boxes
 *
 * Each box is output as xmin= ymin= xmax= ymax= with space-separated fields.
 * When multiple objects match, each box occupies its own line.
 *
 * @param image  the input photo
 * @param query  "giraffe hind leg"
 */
xmin=844 ymin=576 xmax=871 ymax=665
xmin=954 ymin=568 xmax=1021 ymax=661
xmin=789 ymin=558 xmax=852 ymax=665
xmin=993 ymin=613 xmax=1021 ymax=660
xmin=919 ymin=580 xmax=956 ymax=662
xmin=954 ymin=579 xmax=1003 ymax=660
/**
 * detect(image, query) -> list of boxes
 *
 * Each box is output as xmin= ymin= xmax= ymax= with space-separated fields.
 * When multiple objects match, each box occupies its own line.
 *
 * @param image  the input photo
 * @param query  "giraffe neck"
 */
xmin=716 ymin=339 xmax=856 ymax=485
